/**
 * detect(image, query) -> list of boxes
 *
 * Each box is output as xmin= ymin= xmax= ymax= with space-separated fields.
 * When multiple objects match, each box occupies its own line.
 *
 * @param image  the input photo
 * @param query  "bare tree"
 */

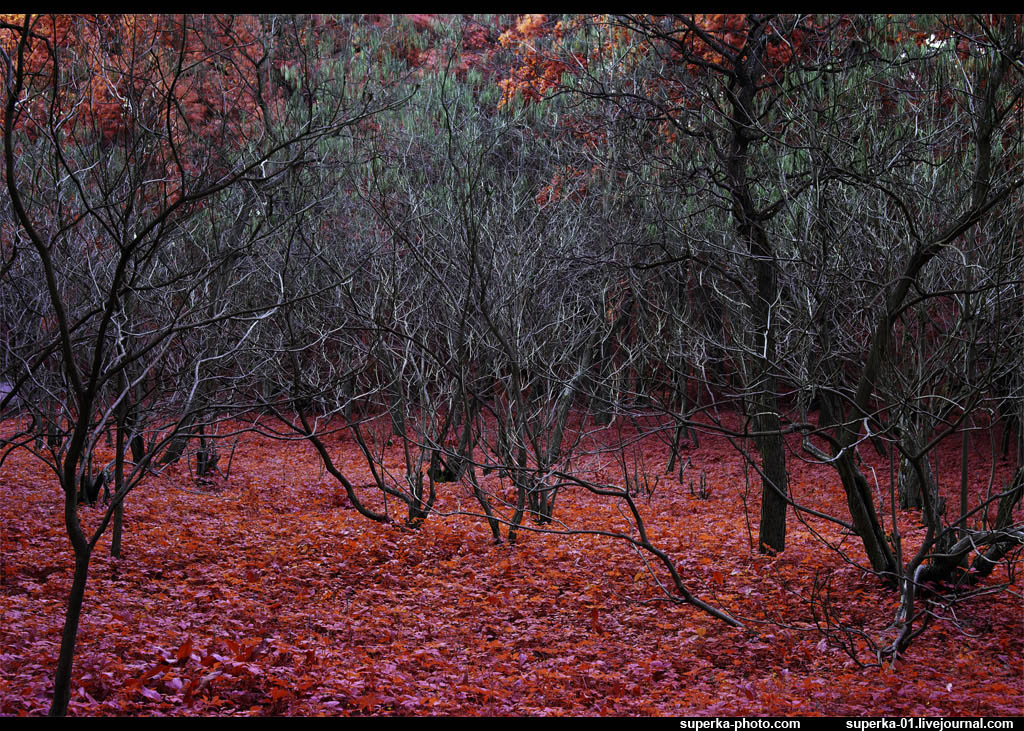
xmin=0 ymin=14 xmax=398 ymax=715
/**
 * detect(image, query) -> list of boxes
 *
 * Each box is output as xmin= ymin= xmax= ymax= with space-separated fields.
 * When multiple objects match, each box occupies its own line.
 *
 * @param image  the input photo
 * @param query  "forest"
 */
xmin=0 ymin=14 xmax=1021 ymax=717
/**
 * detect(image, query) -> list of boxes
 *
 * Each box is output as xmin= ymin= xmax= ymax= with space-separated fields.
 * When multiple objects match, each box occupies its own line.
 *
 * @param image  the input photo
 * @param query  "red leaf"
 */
xmin=176 ymin=637 xmax=194 ymax=663
xmin=356 ymin=692 xmax=381 ymax=711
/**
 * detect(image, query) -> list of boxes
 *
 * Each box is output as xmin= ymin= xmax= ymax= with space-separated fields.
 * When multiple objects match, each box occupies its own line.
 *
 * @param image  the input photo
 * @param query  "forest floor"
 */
xmin=1 ymin=414 xmax=1021 ymax=716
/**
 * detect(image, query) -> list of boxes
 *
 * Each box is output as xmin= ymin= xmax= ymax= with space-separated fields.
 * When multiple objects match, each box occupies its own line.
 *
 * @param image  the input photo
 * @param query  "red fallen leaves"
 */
xmin=0 ymin=416 xmax=1021 ymax=716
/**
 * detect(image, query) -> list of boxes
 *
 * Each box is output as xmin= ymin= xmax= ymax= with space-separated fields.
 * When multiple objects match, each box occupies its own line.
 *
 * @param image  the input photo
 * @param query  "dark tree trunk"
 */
xmin=756 ymin=405 xmax=788 ymax=554
xmin=49 ymin=480 xmax=93 ymax=717
xmin=898 ymin=425 xmax=937 ymax=512
xmin=49 ymin=552 xmax=90 ymax=716
xmin=717 ymin=17 xmax=789 ymax=556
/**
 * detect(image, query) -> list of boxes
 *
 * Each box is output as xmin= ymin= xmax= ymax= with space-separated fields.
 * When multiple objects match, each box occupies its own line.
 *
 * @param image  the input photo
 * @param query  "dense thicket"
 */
xmin=2 ymin=14 xmax=1021 ymax=716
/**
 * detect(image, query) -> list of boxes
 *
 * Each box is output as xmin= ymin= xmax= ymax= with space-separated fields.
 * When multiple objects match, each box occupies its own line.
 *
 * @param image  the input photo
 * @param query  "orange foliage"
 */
xmin=498 ymin=14 xmax=580 ymax=107
xmin=2 ymin=15 xmax=267 ymax=179
xmin=496 ymin=14 xmax=818 ymax=108
xmin=535 ymin=165 xmax=591 ymax=207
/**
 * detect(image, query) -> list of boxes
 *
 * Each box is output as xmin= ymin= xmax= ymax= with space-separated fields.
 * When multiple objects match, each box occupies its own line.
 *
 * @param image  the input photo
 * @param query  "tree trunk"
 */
xmin=898 ymin=425 xmax=936 ymax=512
xmin=756 ymin=405 xmax=788 ymax=554
xmin=49 ymin=548 xmax=91 ymax=716
xmin=720 ymin=18 xmax=788 ymax=555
